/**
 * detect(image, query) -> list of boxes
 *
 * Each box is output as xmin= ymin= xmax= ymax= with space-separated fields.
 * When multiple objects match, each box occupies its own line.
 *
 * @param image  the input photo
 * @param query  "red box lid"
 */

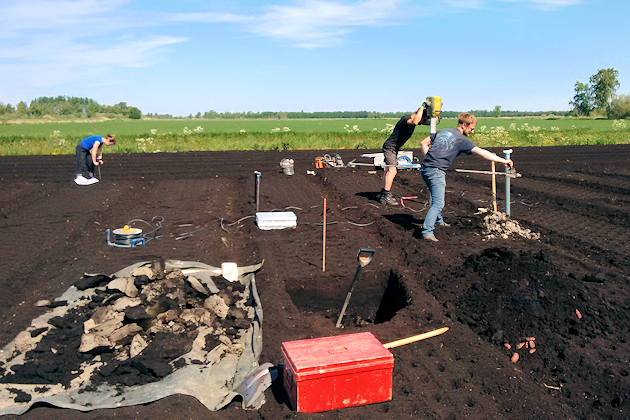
xmin=281 ymin=332 xmax=394 ymax=381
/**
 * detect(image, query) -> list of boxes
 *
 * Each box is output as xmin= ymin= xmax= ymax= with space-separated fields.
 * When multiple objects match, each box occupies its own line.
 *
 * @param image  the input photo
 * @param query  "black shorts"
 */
xmin=382 ymin=147 xmax=398 ymax=166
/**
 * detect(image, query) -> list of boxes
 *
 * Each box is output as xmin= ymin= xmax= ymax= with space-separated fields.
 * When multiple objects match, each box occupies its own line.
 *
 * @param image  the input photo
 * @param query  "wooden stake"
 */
xmin=322 ymin=198 xmax=326 ymax=272
xmin=383 ymin=327 xmax=449 ymax=349
xmin=491 ymin=162 xmax=497 ymax=212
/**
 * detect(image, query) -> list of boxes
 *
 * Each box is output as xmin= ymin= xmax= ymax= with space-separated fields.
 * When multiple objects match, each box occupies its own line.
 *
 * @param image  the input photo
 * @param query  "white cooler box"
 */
xmin=362 ymin=151 xmax=413 ymax=167
xmin=256 ymin=212 xmax=297 ymax=230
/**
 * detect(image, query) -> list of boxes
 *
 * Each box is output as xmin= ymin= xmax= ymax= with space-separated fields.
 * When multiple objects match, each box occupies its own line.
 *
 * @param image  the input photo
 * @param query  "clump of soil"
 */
xmin=481 ymin=212 xmax=540 ymax=240
xmin=0 ymin=265 xmax=254 ymax=391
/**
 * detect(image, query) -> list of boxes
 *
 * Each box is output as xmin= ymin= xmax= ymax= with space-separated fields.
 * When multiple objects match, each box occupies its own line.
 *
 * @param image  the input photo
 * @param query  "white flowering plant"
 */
xmin=136 ymin=137 xmax=160 ymax=153
xmin=344 ymin=124 xmax=361 ymax=133
xmin=379 ymin=124 xmax=394 ymax=135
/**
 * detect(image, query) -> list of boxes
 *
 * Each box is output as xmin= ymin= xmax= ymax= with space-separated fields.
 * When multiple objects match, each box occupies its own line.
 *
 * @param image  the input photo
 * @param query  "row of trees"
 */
xmin=162 ymin=109 xmax=568 ymax=120
xmin=189 ymin=110 xmax=405 ymax=119
xmin=570 ymin=68 xmax=629 ymax=118
xmin=4 ymin=77 xmax=628 ymax=121
xmin=0 ymin=96 xmax=142 ymax=119
xmin=440 ymin=109 xmax=569 ymax=118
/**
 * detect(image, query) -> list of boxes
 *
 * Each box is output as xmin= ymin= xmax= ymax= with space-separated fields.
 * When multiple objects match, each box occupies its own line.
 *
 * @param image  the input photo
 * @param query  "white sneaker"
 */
xmin=74 ymin=175 xmax=89 ymax=186
xmin=86 ymin=177 xmax=99 ymax=185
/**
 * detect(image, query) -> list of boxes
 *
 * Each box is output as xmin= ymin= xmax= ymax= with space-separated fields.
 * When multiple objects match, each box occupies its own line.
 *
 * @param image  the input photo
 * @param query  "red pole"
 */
xmin=323 ymin=198 xmax=327 ymax=272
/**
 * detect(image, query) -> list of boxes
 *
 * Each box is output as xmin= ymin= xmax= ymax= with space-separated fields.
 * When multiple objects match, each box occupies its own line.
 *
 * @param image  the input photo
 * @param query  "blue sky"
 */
xmin=1 ymin=0 xmax=628 ymax=116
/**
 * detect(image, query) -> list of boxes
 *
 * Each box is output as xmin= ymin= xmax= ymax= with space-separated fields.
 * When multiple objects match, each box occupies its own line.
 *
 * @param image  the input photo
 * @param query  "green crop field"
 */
xmin=0 ymin=117 xmax=628 ymax=156
xmin=0 ymin=117 xmax=622 ymax=137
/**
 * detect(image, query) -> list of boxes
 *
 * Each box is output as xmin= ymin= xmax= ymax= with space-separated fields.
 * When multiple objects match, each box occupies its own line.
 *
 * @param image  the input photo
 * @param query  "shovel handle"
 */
xmin=357 ymin=248 xmax=375 ymax=267
xmin=335 ymin=265 xmax=363 ymax=328
xmin=383 ymin=327 xmax=449 ymax=349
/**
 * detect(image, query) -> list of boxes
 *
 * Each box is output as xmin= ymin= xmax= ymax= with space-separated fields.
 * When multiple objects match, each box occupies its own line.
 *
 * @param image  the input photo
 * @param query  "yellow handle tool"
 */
xmin=383 ymin=327 xmax=449 ymax=349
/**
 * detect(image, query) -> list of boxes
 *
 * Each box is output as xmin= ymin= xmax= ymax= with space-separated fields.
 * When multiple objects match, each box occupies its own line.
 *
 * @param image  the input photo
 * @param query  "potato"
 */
xmin=511 ymin=353 xmax=520 ymax=363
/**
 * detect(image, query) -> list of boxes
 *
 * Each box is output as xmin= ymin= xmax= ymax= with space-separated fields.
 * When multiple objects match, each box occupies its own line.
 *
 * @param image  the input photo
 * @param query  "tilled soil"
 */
xmin=0 ymin=144 xmax=629 ymax=419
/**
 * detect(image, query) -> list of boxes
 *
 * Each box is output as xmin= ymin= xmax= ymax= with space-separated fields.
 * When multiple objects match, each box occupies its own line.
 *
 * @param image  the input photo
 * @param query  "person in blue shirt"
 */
xmin=419 ymin=113 xmax=513 ymax=242
xmin=75 ymin=134 xmax=116 ymax=185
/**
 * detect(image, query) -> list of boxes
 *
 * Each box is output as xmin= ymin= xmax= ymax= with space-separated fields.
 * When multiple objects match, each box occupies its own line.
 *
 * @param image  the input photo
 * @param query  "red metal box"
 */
xmin=281 ymin=332 xmax=394 ymax=413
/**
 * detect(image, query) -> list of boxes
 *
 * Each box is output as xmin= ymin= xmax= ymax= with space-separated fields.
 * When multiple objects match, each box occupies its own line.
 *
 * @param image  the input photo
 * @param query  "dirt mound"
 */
xmin=480 ymin=211 xmax=541 ymax=240
xmin=429 ymin=245 xmax=629 ymax=416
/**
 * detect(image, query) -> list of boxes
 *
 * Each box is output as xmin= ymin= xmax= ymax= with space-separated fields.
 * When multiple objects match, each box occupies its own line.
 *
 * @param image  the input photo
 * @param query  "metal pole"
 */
xmin=254 ymin=171 xmax=261 ymax=212
xmin=503 ymin=149 xmax=512 ymax=216
xmin=491 ymin=162 xmax=497 ymax=212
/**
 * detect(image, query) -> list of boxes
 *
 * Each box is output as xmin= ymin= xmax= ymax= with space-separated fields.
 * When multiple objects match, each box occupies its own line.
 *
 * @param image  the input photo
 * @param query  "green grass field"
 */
xmin=0 ymin=117 xmax=628 ymax=156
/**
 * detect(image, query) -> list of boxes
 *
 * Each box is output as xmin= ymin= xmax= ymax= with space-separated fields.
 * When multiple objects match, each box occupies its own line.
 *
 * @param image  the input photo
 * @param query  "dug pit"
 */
xmin=286 ymin=270 xmax=409 ymax=327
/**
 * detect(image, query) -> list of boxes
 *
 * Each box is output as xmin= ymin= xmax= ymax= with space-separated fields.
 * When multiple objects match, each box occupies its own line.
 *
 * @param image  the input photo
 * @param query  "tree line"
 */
xmin=4 ymin=74 xmax=629 ymax=121
xmin=146 ymin=109 xmax=570 ymax=120
xmin=0 ymin=96 xmax=142 ymax=119
xmin=570 ymin=68 xmax=629 ymax=119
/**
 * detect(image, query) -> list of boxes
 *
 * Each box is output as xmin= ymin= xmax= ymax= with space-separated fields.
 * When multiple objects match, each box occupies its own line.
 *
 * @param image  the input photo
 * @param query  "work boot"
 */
xmin=380 ymin=191 xmax=399 ymax=206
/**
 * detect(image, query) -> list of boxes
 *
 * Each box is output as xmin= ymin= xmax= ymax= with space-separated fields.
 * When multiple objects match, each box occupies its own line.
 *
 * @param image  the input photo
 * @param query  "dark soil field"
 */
xmin=1 ymin=144 xmax=629 ymax=419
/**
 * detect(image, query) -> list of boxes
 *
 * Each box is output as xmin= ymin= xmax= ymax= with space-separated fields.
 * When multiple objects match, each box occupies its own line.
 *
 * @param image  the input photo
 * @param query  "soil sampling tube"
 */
xmin=491 ymin=162 xmax=497 ymax=212
xmin=254 ymin=171 xmax=261 ymax=212
xmin=504 ymin=149 xmax=512 ymax=215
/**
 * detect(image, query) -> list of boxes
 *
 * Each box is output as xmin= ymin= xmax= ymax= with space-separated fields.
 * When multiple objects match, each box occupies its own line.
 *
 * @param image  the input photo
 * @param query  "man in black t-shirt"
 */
xmin=379 ymin=106 xmax=428 ymax=205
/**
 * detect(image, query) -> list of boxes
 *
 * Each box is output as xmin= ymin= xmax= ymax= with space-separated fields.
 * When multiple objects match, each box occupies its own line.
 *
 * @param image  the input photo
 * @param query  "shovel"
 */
xmin=335 ymin=248 xmax=375 ymax=328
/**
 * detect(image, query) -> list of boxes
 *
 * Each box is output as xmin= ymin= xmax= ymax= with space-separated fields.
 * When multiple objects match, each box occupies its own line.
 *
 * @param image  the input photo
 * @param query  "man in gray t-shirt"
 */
xmin=419 ymin=113 xmax=514 ymax=242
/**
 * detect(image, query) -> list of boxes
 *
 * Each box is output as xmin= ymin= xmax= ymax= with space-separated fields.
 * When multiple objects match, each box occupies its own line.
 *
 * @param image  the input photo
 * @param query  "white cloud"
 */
xmin=496 ymin=0 xmax=581 ymax=9
xmin=444 ymin=0 xmax=485 ymax=9
xmin=169 ymin=11 xmax=251 ymax=24
xmin=529 ymin=0 xmax=581 ymax=7
xmin=0 ymin=0 xmax=130 ymax=36
xmin=0 ymin=0 xmax=187 ymax=96
xmin=172 ymin=0 xmax=408 ymax=48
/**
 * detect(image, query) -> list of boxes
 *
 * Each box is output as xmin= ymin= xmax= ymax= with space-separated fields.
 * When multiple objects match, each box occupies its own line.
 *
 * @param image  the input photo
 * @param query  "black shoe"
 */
xmin=380 ymin=192 xmax=399 ymax=205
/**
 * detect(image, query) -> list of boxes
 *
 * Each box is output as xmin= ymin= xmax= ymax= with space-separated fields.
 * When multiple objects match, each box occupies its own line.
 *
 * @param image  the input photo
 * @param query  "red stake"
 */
xmin=323 ymin=198 xmax=326 ymax=272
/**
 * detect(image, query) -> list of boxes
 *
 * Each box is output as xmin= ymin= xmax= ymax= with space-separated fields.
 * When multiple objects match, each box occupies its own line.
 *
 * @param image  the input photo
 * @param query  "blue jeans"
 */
xmin=421 ymin=167 xmax=446 ymax=237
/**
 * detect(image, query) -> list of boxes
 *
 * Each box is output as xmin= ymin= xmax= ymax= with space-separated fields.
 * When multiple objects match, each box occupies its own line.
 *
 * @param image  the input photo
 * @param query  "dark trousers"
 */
xmin=75 ymin=144 xmax=94 ymax=177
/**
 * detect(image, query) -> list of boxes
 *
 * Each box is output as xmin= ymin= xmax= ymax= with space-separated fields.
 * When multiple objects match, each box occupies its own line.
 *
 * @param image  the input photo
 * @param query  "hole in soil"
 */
xmin=374 ymin=270 xmax=409 ymax=324
xmin=285 ymin=270 xmax=408 ymax=326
